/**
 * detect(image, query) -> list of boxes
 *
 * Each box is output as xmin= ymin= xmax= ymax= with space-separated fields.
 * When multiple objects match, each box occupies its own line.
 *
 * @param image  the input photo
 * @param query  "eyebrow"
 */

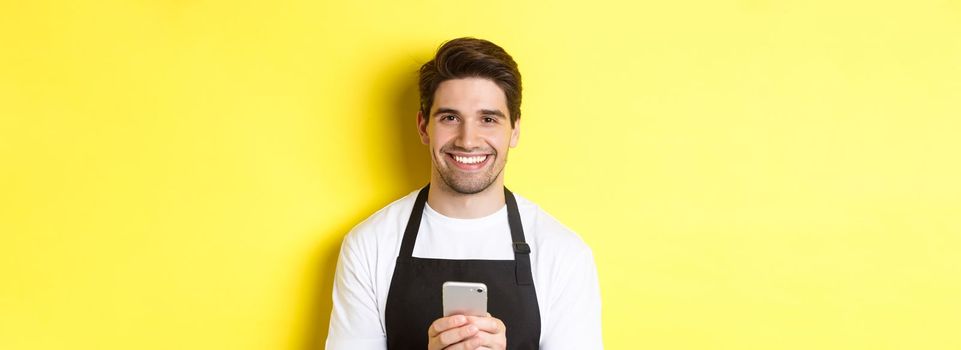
xmin=433 ymin=107 xmax=506 ymax=118
xmin=479 ymin=109 xmax=506 ymax=118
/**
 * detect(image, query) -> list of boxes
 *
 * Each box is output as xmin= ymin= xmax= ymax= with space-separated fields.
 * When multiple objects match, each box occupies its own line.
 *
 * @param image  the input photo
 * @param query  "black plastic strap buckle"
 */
xmin=512 ymin=242 xmax=531 ymax=254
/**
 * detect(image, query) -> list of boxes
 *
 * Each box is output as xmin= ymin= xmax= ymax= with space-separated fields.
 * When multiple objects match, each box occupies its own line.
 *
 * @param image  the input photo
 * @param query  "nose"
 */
xmin=454 ymin=121 xmax=481 ymax=150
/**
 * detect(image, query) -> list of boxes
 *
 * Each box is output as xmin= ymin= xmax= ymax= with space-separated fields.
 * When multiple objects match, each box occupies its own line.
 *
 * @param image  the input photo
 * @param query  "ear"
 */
xmin=417 ymin=110 xmax=430 ymax=145
xmin=509 ymin=118 xmax=521 ymax=148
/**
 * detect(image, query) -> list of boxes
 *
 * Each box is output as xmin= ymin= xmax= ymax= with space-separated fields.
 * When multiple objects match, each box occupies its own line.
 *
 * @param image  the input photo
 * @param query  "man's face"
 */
xmin=418 ymin=77 xmax=520 ymax=195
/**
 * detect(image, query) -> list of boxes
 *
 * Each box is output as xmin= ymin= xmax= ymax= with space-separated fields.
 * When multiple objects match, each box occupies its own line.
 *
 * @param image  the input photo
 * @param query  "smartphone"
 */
xmin=442 ymin=281 xmax=488 ymax=317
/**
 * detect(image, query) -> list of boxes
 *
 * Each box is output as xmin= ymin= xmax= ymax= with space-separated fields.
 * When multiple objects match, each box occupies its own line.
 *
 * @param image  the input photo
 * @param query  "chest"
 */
xmin=412 ymin=218 xmax=516 ymax=260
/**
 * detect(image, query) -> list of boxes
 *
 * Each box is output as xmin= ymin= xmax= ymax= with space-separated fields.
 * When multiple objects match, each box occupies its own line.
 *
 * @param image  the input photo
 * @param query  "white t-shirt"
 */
xmin=325 ymin=190 xmax=603 ymax=349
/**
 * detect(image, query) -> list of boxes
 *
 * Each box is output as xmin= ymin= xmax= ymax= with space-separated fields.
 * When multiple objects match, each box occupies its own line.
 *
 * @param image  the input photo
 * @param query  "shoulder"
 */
xmin=512 ymin=193 xmax=594 ymax=259
xmin=341 ymin=189 xmax=420 ymax=253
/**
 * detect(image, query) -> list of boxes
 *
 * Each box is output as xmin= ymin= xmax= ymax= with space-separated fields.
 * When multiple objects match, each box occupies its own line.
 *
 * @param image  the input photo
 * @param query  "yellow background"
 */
xmin=2 ymin=0 xmax=960 ymax=349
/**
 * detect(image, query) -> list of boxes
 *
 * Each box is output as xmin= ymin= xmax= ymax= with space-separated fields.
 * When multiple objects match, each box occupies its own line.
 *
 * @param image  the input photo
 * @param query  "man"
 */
xmin=326 ymin=37 xmax=602 ymax=350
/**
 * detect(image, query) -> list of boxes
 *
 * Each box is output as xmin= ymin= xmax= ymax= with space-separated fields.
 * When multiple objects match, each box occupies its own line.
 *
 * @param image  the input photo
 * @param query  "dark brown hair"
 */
xmin=419 ymin=37 xmax=522 ymax=127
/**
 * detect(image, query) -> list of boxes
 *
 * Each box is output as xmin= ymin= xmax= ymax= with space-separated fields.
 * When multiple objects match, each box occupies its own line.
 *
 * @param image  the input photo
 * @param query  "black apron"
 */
xmin=385 ymin=185 xmax=541 ymax=349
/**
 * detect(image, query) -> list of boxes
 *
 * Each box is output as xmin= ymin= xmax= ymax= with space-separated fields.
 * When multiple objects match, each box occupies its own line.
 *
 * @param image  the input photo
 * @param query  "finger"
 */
xmin=452 ymin=330 xmax=499 ymax=350
xmin=467 ymin=316 xmax=505 ymax=334
xmin=463 ymin=323 xmax=506 ymax=350
xmin=428 ymin=315 xmax=468 ymax=337
xmin=438 ymin=324 xmax=479 ymax=346
xmin=443 ymin=335 xmax=484 ymax=350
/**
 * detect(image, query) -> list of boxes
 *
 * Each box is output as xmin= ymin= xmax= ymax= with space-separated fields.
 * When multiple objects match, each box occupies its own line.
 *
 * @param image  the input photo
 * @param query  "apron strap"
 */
xmin=505 ymin=187 xmax=535 ymax=286
xmin=398 ymin=185 xmax=430 ymax=259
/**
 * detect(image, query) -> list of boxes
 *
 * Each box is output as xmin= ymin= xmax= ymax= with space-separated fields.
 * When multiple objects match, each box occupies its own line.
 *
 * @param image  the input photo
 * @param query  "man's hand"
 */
xmin=427 ymin=313 xmax=507 ymax=350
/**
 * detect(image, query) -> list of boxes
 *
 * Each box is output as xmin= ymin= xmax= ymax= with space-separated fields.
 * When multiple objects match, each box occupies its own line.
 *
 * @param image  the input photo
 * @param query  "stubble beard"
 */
xmin=434 ymin=147 xmax=506 ymax=195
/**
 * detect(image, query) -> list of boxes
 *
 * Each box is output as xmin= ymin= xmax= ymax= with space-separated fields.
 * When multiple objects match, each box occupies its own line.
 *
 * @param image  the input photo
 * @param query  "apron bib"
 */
xmin=385 ymin=185 xmax=541 ymax=349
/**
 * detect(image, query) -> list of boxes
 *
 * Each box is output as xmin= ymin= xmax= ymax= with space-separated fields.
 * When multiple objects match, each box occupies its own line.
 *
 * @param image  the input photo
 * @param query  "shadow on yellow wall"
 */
xmin=300 ymin=59 xmax=430 ymax=349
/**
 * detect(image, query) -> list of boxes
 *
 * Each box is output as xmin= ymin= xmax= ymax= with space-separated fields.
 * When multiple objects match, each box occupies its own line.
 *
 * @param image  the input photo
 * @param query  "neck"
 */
xmin=427 ymin=175 xmax=506 ymax=219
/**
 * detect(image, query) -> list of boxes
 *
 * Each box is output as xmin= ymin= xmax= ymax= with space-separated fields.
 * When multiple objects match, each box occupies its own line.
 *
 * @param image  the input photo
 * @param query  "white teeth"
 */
xmin=453 ymin=155 xmax=488 ymax=164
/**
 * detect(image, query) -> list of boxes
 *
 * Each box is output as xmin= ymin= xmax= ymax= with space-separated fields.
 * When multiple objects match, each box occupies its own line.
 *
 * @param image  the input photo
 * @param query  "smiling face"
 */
xmin=418 ymin=77 xmax=520 ymax=195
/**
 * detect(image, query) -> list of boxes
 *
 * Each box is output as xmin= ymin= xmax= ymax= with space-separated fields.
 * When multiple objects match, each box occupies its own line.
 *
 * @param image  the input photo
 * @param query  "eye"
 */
xmin=441 ymin=115 xmax=458 ymax=122
xmin=482 ymin=116 xmax=496 ymax=123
